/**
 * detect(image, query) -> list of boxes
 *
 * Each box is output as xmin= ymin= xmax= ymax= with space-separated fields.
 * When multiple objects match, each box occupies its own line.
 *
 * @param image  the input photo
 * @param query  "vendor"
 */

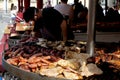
xmin=23 ymin=7 xmax=41 ymax=26
xmin=23 ymin=7 xmax=70 ymax=41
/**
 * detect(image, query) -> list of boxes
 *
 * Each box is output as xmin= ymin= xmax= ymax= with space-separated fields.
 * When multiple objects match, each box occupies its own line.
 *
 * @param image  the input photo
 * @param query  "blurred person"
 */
xmin=10 ymin=5 xmax=17 ymax=24
xmin=23 ymin=7 xmax=73 ymax=41
xmin=43 ymin=0 xmax=52 ymax=8
xmin=10 ymin=3 xmax=14 ymax=11
xmin=77 ymin=7 xmax=88 ymax=23
xmin=23 ymin=7 xmax=41 ymax=25
xmin=105 ymin=7 xmax=120 ymax=22
xmin=23 ymin=7 xmax=41 ymax=37
xmin=96 ymin=0 xmax=104 ymax=22
xmin=72 ymin=0 xmax=84 ymax=23
xmin=54 ymin=0 xmax=74 ymax=25
xmin=38 ymin=7 xmax=68 ymax=41
xmin=16 ymin=6 xmax=24 ymax=22
xmin=112 ymin=6 xmax=120 ymax=21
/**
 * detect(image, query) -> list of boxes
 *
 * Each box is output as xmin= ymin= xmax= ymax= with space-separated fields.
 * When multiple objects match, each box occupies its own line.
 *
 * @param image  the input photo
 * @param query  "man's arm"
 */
xmin=61 ymin=20 xmax=67 ymax=41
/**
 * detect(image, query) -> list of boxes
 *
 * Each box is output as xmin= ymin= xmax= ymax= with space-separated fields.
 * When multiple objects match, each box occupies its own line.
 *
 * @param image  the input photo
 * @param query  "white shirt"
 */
xmin=11 ymin=10 xmax=17 ymax=18
xmin=54 ymin=3 xmax=74 ymax=21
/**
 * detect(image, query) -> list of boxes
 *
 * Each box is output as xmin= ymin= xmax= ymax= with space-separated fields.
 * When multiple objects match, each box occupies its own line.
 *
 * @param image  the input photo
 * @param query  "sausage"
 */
xmin=28 ymin=63 xmax=38 ymax=69
xmin=40 ymin=58 xmax=51 ymax=64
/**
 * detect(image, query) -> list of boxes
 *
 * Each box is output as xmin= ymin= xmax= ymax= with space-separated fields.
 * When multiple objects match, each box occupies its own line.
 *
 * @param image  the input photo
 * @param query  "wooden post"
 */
xmin=24 ymin=0 xmax=30 ymax=10
xmin=37 ymin=0 xmax=43 ymax=9
xmin=18 ymin=0 xmax=23 ymax=11
xmin=18 ymin=0 xmax=20 ymax=11
xmin=87 ymin=0 xmax=96 ymax=56
xmin=20 ymin=0 xmax=23 ymax=8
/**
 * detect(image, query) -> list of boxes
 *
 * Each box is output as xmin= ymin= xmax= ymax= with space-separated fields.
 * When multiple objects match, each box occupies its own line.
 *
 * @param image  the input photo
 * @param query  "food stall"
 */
xmin=2 ymin=35 xmax=120 ymax=80
xmin=1 ymin=0 xmax=120 ymax=80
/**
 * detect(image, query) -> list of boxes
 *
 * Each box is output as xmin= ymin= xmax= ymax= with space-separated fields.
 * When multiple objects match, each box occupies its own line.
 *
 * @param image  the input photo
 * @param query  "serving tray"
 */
xmin=2 ymin=53 xmax=68 ymax=80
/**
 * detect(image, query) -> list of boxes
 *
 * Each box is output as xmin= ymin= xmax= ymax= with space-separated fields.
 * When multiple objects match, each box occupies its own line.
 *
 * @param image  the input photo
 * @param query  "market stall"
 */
xmin=1 ymin=0 xmax=120 ymax=80
xmin=2 ymin=39 xmax=120 ymax=80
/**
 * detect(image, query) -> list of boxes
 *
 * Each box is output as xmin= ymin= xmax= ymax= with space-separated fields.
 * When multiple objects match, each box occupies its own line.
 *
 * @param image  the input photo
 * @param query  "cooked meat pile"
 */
xmin=3 ymin=40 xmax=120 ymax=80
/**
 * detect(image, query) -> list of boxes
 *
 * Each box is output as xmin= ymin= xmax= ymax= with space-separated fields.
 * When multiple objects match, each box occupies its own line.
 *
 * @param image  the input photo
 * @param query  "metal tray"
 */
xmin=2 ymin=53 xmax=69 ymax=80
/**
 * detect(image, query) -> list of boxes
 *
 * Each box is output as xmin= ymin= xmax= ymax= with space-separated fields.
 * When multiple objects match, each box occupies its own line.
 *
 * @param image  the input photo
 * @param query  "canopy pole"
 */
xmin=86 ymin=0 xmax=96 ymax=57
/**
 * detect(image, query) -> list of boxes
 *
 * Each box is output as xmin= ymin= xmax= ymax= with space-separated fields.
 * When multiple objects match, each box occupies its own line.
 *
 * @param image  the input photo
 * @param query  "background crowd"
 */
xmin=9 ymin=0 xmax=120 ymax=41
